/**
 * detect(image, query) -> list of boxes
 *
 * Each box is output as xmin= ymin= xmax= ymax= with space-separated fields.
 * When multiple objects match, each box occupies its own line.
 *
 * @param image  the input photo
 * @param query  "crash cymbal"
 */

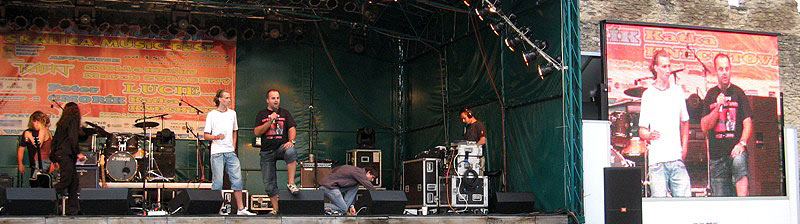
xmin=623 ymin=86 xmax=647 ymax=98
xmin=134 ymin=121 xmax=159 ymax=128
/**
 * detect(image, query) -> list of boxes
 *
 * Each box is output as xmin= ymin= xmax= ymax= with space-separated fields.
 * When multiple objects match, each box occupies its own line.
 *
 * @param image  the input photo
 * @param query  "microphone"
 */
xmin=184 ymin=122 xmax=191 ymax=134
xmin=669 ymin=68 xmax=685 ymax=74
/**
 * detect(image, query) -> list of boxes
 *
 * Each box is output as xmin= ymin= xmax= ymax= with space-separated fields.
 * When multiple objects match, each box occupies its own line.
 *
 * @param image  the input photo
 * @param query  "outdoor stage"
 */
xmin=0 ymin=214 xmax=567 ymax=224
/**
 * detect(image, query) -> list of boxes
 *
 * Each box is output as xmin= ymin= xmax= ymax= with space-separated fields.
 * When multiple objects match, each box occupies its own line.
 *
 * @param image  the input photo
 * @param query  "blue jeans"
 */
xmin=321 ymin=186 xmax=359 ymax=213
xmin=210 ymin=152 xmax=243 ymax=190
xmin=649 ymin=160 xmax=691 ymax=197
xmin=260 ymin=144 xmax=297 ymax=196
xmin=710 ymin=151 xmax=749 ymax=197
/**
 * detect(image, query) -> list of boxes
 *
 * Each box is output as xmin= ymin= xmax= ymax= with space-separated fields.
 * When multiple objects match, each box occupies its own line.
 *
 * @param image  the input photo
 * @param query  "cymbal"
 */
xmin=134 ymin=121 xmax=159 ymax=128
xmin=623 ymin=86 xmax=647 ymax=98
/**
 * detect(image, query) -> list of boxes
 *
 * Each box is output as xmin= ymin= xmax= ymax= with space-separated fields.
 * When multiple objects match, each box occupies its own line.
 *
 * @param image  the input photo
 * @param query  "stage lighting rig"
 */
xmin=473 ymin=0 xmax=566 ymax=71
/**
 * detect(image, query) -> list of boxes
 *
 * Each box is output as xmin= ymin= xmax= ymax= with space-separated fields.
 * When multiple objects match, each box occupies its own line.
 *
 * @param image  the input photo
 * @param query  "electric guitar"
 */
xmin=29 ymin=136 xmax=52 ymax=188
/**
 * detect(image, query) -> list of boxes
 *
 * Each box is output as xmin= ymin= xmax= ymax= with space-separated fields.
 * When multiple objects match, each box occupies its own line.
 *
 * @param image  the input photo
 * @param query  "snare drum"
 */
xmin=106 ymin=151 xmax=138 ymax=182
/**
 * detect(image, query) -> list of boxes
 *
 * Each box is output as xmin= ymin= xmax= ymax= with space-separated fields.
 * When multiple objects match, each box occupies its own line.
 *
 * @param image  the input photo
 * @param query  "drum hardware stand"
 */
xmin=180 ymin=97 xmax=207 ymax=183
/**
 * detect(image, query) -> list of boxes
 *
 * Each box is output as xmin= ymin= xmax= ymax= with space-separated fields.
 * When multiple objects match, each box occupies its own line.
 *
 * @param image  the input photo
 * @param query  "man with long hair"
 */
xmin=51 ymin=102 xmax=86 ymax=214
xmin=203 ymin=89 xmax=255 ymax=215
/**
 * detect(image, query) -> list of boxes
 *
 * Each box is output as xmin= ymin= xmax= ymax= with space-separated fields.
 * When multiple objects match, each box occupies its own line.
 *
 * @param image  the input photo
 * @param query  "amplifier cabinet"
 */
xmin=403 ymin=158 xmax=440 ymax=208
xmin=220 ymin=190 xmax=249 ymax=215
xmin=300 ymin=162 xmax=332 ymax=188
xmin=346 ymin=149 xmax=381 ymax=187
xmin=439 ymin=176 xmax=488 ymax=208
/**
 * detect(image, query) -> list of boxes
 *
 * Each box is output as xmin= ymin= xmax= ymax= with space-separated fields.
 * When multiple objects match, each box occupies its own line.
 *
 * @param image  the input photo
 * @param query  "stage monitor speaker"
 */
xmin=355 ymin=190 xmax=407 ymax=215
xmin=80 ymin=188 xmax=131 ymax=215
xmin=489 ymin=192 xmax=536 ymax=214
xmin=278 ymin=190 xmax=323 ymax=215
xmin=1 ymin=188 xmax=56 ymax=215
xmin=604 ymin=167 xmax=642 ymax=224
xmin=168 ymin=189 xmax=222 ymax=215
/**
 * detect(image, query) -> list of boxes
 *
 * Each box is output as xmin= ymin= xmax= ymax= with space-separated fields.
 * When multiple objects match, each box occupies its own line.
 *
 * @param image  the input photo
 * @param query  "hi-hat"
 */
xmin=134 ymin=121 xmax=159 ymax=128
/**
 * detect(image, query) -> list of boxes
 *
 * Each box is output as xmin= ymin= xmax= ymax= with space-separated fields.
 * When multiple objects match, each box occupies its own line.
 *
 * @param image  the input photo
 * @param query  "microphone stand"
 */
xmin=179 ymin=98 xmax=206 ymax=183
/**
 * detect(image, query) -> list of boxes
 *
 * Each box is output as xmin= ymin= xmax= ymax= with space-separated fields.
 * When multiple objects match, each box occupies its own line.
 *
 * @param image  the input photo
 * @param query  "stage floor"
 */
xmin=0 ymin=215 xmax=567 ymax=224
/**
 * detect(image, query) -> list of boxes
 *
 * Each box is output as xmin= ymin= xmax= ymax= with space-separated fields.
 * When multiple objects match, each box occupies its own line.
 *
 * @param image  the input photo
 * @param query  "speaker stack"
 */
xmin=604 ymin=167 xmax=643 ymax=224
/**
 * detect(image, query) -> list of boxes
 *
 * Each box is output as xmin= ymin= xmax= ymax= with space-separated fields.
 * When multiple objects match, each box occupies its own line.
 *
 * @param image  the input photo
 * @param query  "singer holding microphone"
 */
xmin=254 ymin=89 xmax=298 ymax=215
xmin=638 ymin=50 xmax=692 ymax=197
xmin=700 ymin=53 xmax=753 ymax=197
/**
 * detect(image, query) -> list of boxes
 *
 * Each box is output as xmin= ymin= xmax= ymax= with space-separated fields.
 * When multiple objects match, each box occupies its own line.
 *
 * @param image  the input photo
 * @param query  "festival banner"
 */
xmin=0 ymin=32 xmax=236 ymax=139
xmin=603 ymin=22 xmax=782 ymax=197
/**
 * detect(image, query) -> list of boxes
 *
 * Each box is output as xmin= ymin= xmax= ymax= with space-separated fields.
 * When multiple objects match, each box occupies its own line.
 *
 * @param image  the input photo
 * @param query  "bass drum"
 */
xmin=106 ymin=151 xmax=138 ymax=182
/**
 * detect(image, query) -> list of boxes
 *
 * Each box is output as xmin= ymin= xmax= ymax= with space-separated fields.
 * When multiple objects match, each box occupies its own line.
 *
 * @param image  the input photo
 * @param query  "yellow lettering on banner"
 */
xmin=122 ymin=82 xmax=138 ymax=94
xmin=79 ymin=38 xmax=94 ymax=47
xmin=122 ymin=83 xmax=201 ymax=96
xmin=101 ymin=39 xmax=119 ymax=48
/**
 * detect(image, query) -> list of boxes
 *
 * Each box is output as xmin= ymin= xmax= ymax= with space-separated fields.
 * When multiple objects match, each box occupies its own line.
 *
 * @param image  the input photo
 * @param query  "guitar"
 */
xmin=29 ymin=135 xmax=52 ymax=188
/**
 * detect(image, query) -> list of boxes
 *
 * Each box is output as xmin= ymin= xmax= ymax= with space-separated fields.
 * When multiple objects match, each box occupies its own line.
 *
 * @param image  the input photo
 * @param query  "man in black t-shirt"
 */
xmin=700 ymin=53 xmax=753 ymax=197
xmin=460 ymin=108 xmax=486 ymax=147
xmin=254 ymin=89 xmax=298 ymax=214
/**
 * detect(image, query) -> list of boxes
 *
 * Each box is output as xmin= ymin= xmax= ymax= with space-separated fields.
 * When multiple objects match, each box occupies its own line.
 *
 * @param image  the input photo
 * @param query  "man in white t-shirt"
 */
xmin=638 ymin=50 xmax=691 ymax=197
xmin=204 ymin=89 xmax=255 ymax=215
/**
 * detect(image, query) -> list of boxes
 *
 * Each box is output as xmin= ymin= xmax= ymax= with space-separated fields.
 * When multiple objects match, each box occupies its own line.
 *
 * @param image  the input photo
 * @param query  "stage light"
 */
xmin=264 ymin=21 xmax=283 ymax=40
xmin=13 ymin=16 xmax=28 ymax=30
xmin=522 ymin=50 xmax=538 ymax=67
xmin=504 ymin=36 xmax=522 ymax=51
xmin=58 ymin=19 xmax=73 ymax=30
xmin=474 ymin=7 xmax=490 ymax=21
xmin=185 ymin=24 xmax=198 ymax=36
xmin=349 ymin=29 xmax=367 ymax=54
xmin=326 ymin=0 xmax=339 ymax=9
xmin=224 ymin=28 xmax=237 ymax=39
xmin=489 ymin=20 xmax=505 ymax=36
xmin=118 ymin=23 xmax=130 ymax=35
xmin=293 ymin=25 xmax=305 ymax=41
xmin=343 ymin=1 xmax=358 ymax=12
xmin=290 ymin=0 xmax=303 ymax=4
xmin=31 ymin=17 xmax=47 ymax=30
xmin=167 ymin=24 xmax=180 ymax=36
xmin=79 ymin=14 xmax=92 ymax=25
xmin=462 ymin=0 xmax=475 ymax=7
xmin=207 ymin=26 xmax=222 ymax=37
xmin=0 ymin=19 xmax=8 ymax=28
xmin=489 ymin=0 xmax=501 ymax=13
xmin=97 ymin=22 xmax=111 ymax=34
xmin=537 ymin=63 xmax=556 ymax=80
xmin=533 ymin=39 xmax=548 ymax=51
xmin=242 ymin=28 xmax=255 ymax=40
xmin=177 ymin=19 xmax=189 ymax=29
xmin=149 ymin=24 xmax=160 ymax=35
xmin=309 ymin=0 xmax=322 ymax=7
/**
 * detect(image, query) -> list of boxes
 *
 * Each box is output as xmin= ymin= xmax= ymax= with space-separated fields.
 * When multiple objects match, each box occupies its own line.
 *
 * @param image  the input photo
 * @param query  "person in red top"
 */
xmin=17 ymin=111 xmax=55 ymax=177
xmin=319 ymin=165 xmax=376 ymax=215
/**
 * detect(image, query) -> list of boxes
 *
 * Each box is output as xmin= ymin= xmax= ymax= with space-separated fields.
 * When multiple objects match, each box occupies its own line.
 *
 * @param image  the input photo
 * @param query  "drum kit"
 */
xmin=89 ymin=115 xmax=172 ymax=182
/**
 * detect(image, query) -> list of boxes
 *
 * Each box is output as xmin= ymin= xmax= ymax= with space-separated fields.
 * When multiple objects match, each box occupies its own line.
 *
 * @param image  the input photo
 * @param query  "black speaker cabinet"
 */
xmin=604 ymin=167 xmax=643 ymax=224
xmin=354 ymin=190 xmax=407 ymax=215
xmin=278 ymin=190 xmax=324 ymax=215
xmin=168 ymin=189 xmax=223 ymax=215
xmin=80 ymin=188 xmax=131 ymax=215
xmin=2 ymin=188 xmax=56 ymax=215
xmin=77 ymin=165 xmax=98 ymax=188
xmin=490 ymin=192 xmax=536 ymax=214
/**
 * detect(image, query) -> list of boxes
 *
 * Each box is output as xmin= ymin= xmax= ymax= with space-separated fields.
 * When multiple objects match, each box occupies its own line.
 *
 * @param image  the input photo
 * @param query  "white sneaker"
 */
xmin=287 ymin=183 xmax=300 ymax=194
xmin=237 ymin=209 xmax=257 ymax=216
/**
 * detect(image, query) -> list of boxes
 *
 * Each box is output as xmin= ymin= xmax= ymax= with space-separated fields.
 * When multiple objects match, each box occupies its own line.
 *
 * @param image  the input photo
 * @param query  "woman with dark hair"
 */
xmin=50 ymin=102 xmax=86 ymax=215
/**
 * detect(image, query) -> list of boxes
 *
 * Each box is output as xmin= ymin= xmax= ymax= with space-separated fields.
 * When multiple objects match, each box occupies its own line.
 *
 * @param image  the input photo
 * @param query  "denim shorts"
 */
xmin=260 ymin=145 xmax=297 ymax=196
xmin=710 ymin=151 xmax=748 ymax=196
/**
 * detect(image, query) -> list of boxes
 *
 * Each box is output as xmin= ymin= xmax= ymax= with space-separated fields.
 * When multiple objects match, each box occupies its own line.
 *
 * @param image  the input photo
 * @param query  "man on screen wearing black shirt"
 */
xmin=254 ymin=89 xmax=299 ymax=214
xmin=700 ymin=53 xmax=753 ymax=197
